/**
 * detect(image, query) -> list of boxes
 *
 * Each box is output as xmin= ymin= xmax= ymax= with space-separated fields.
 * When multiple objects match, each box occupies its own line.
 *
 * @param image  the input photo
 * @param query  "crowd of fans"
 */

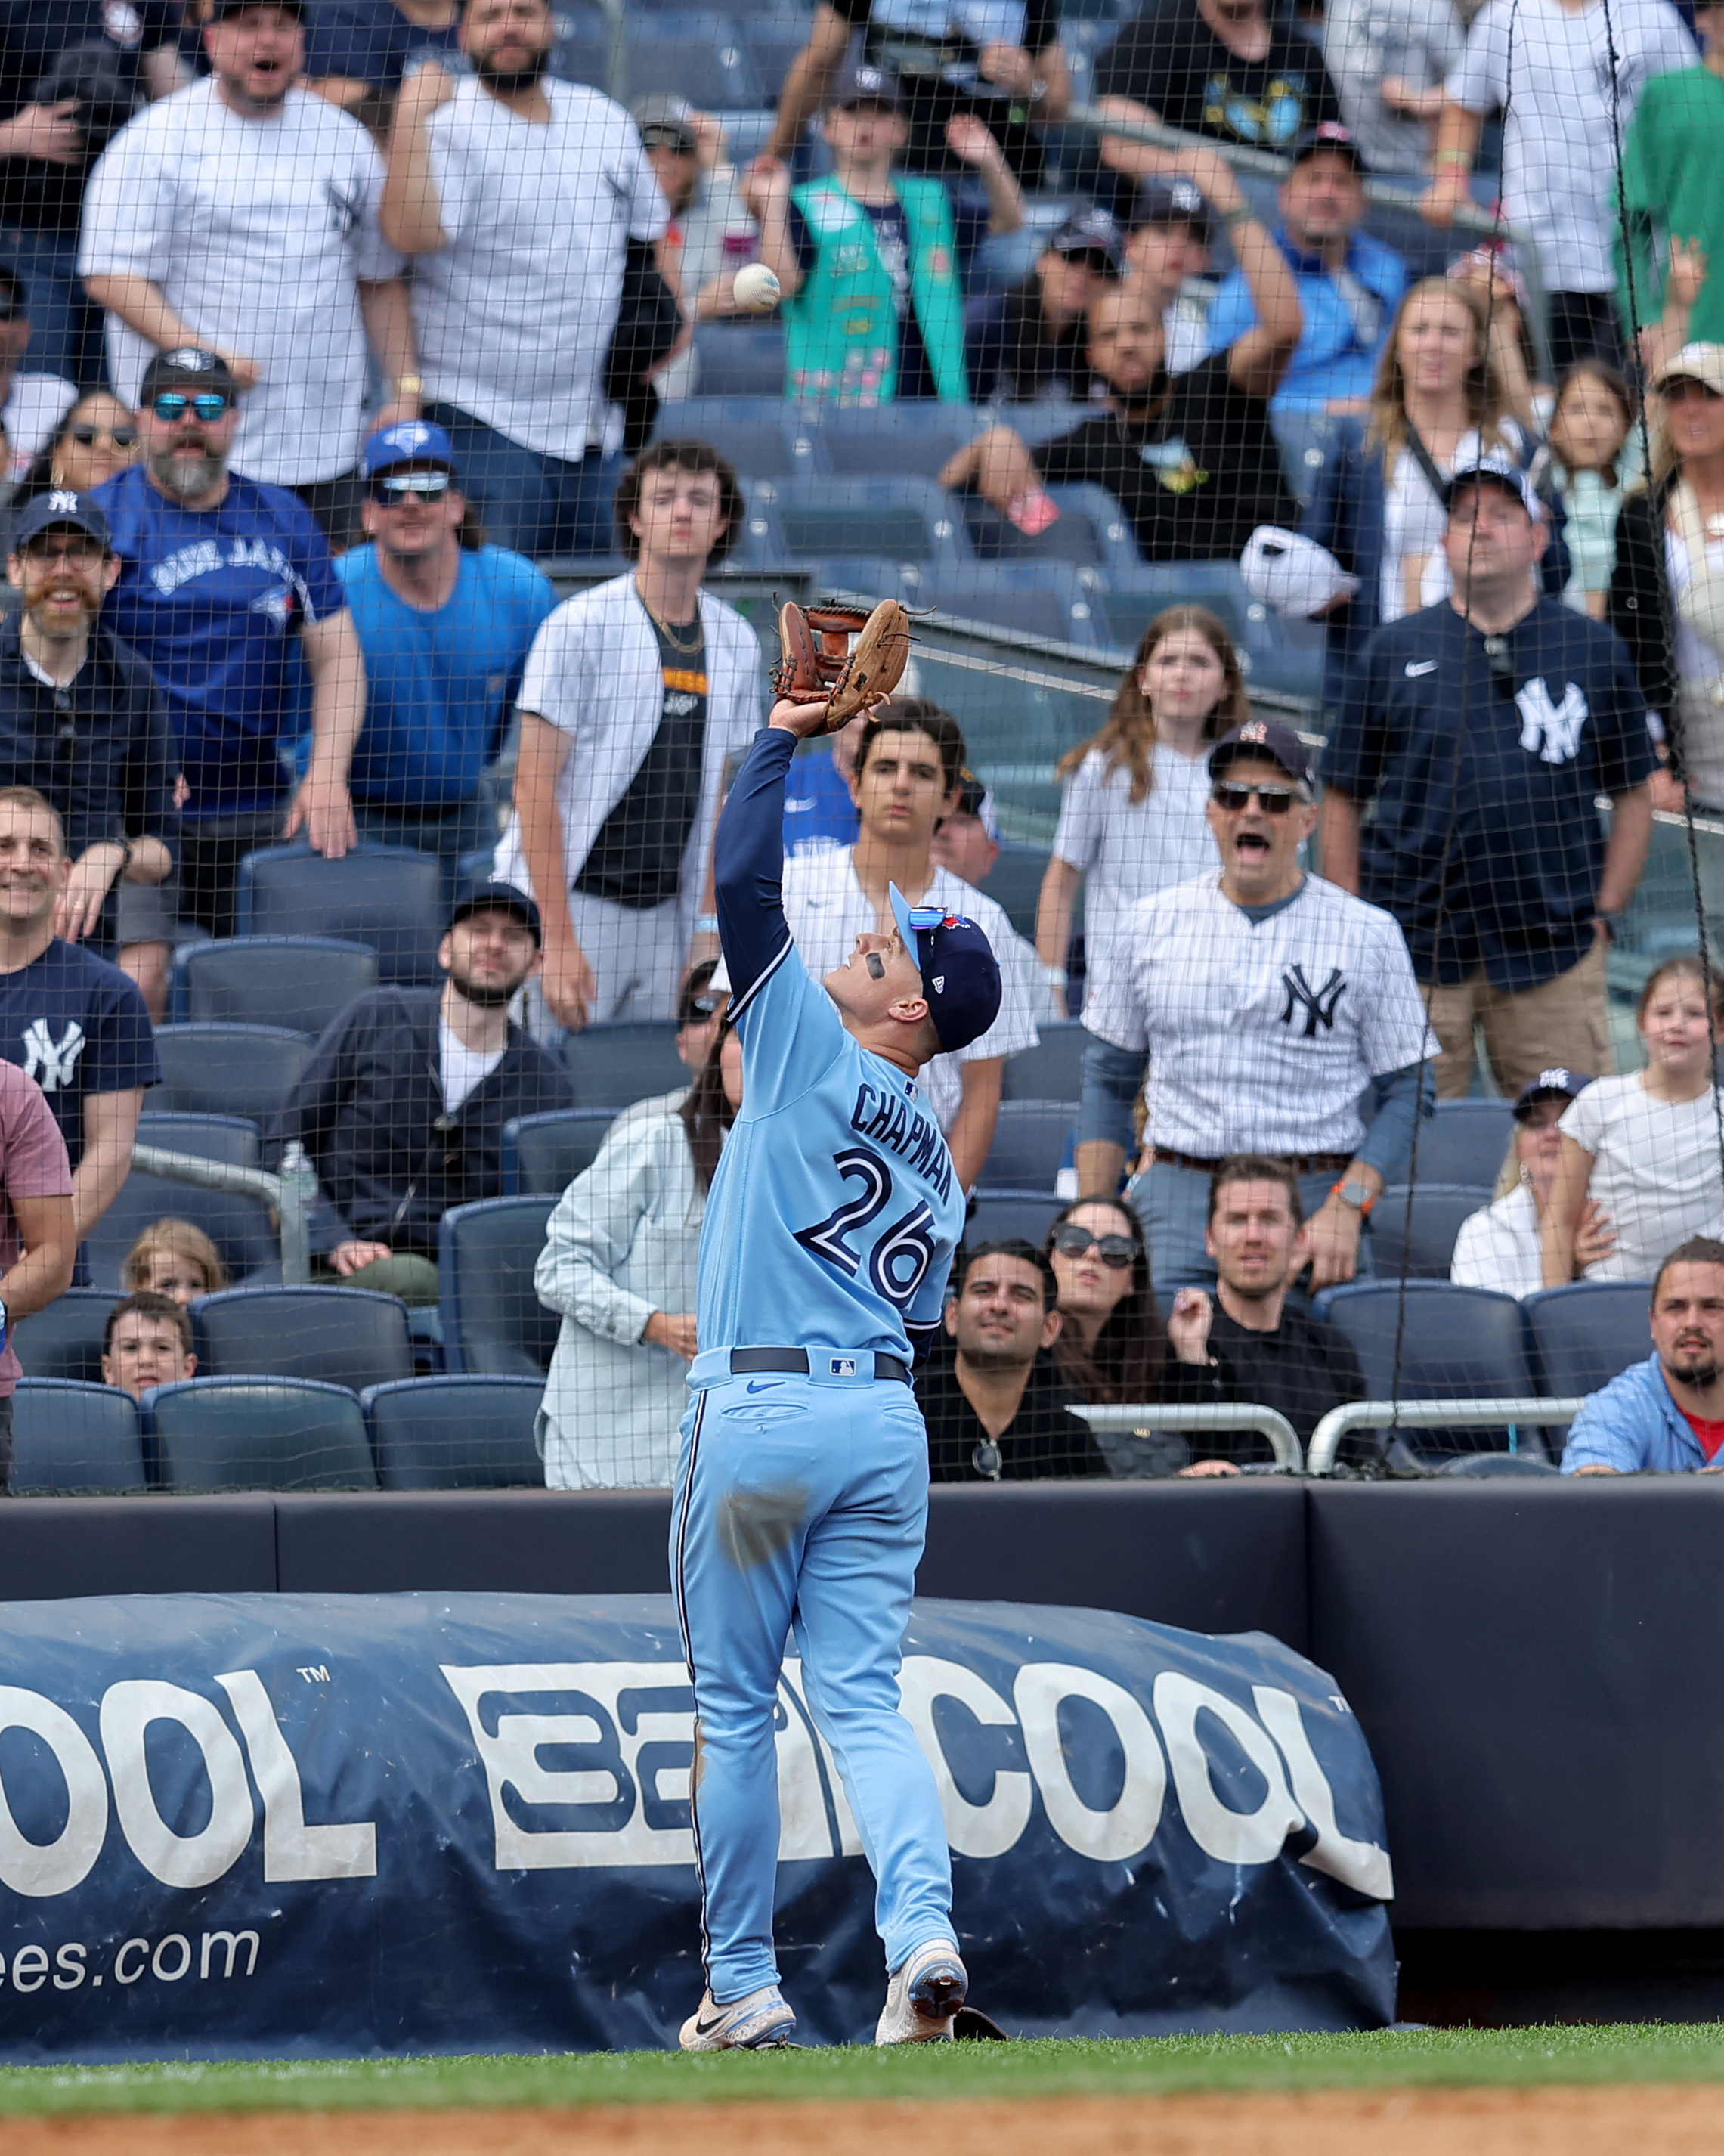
xmin=0 ymin=0 xmax=1713 ymax=1490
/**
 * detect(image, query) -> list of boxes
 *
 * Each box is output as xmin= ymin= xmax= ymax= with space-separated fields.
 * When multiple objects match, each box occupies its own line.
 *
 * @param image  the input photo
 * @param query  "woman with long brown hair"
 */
xmin=1034 ymin=604 xmax=1249 ymax=1017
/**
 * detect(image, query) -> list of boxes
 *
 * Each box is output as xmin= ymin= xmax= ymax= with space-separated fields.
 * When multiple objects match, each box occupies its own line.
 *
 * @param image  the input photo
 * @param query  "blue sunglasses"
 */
xmin=151 ymin=392 xmax=231 ymax=423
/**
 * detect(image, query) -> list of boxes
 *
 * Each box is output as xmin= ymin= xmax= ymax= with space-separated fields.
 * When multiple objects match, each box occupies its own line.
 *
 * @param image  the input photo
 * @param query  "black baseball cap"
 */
xmin=888 ymin=884 xmax=1002 ymax=1055
xmin=12 ymin=489 xmax=109 ymax=552
xmin=1512 ymin=1067 xmax=1591 ymax=1120
xmin=1049 ymin=207 xmax=1124 ymax=275
xmin=1131 ymin=176 xmax=1215 ymax=243
xmin=1290 ymin=121 xmax=1367 ymax=172
xmin=209 ymin=0 xmax=305 ymax=17
xmin=450 ymin=880 xmax=542 ymax=946
xmin=1209 ymin=719 xmax=1315 ymax=791
xmin=138 ymin=346 xmax=240 ymax=402
xmin=828 ymin=60 xmax=902 ymax=112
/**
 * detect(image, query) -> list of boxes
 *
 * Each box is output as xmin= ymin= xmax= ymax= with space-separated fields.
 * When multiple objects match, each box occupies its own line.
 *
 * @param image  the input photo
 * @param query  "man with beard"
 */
xmin=379 ymin=0 xmax=671 ymax=556
xmin=1563 ymin=1240 xmax=1724 ymax=1473
xmin=270 ymin=881 xmax=571 ymax=1304
xmin=93 ymin=346 xmax=368 ymax=940
xmin=78 ymin=0 xmax=419 ymax=544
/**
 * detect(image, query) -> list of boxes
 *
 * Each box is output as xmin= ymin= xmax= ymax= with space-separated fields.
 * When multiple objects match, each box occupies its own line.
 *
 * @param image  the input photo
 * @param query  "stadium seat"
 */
xmin=11 ymin=1380 xmax=146 ymax=1495
xmin=364 ymin=1375 xmax=546 ymax=1490
xmin=964 ymin=482 xmax=1142 ymax=577
xmin=817 ymin=405 xmax=982 ymax=476
xmin=1002 ymin=1021 xmax=1087 ymax=1103
xmin=503 ymin=1108 xmax=618 ymax=1197
xmin=1434 ymin=1452 xmax=1562 ymax=1478
xmin=626 ymin=14 xmax=761 ymax=108
xmin=11 ymin=1290 xmax=122 ymax=1384
xmin=135 ymin=1112 xmax=262 ymax=1169
xmin=147 ymin=1377 xmax=377 ymax=1492
xmin=547 ymin=0 xmax=607 ymax=85
xmin=977 ymin=844 xmax=1051 ymax=939
xmin=812 ymin=557 xmax=930 ymax=605
xmin=82 ymin=1176 xmax=280 ymax=1295
xmin=764 ymin=475 xmax=973 ymax=572
xmin=439 ymin=1197 xmax=560 ymax=1376
xmin=1316 ymin=1281 xmax=1543 ymax=1464
xmin=1270 ymin=410 xmax=1344 ymax=507
xmin=235 ymin=845 xmax=443 ymax=986
xmin=1525 ymin=1281 xmax=1654 ymax=1403
xmin=964 ymin=1191 xmax=1060 ymax=1248
xmin=927 ymin=567 xmax=1109 ymax=649
xmin=1369 ymin=1184 xmax=1494 ymax=1281
xmin=193 ymin=1287 xmax=414 ymax=1394
xmin=149 ymin=1024 xmax=313 ymax=1123
xmin=1412 ymin=1100 xmax=1515 ymax=1188
xmin=1098 ymin=563 xmax=1255 ymax=654
xmin=564 ymin=1021 xmax=686 ymax=1109
xmin=170 ymin=935 xmax=377 ymax=1033
xmin=980 ymin=1101 xmax=1073 ymax=1191
xmin=651 ymin=398 xmax=819 ymax=478
xmin=691 ymin=322 xmax=785 ymax=397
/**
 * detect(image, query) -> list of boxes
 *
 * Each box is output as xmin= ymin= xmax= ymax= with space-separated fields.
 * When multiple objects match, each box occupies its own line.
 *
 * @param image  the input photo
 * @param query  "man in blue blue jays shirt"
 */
xmin=673 ymin=690 xmax=1001 ymax=2053
xmin=94 ymin=345 xmax=367 ymax=938
xmin=1205 ymin=124 xmax=1404 ymax=417
xmin=1563 ymin=1240 xmax=1724 ymax=1473
xmin=336 ymin=420 xmax=555 ymax=881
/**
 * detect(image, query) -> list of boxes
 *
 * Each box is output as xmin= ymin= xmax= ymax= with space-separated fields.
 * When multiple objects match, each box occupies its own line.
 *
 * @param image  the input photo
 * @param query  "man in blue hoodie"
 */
xmin=1562 ymin=1238 xmax=1724 ymax=1473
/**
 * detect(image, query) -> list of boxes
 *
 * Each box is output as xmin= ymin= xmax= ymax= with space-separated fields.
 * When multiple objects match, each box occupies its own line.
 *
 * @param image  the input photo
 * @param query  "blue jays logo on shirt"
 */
xmin=1280 ymin=966 xmax=1347 ymax=1037
xmin=250 ymin=587 xmax=293 ymax=632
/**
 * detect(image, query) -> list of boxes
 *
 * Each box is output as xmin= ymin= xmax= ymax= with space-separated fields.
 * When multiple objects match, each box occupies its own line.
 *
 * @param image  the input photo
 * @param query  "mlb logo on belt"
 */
xmin=828 ymin=1356 xmax=857 ymax=1377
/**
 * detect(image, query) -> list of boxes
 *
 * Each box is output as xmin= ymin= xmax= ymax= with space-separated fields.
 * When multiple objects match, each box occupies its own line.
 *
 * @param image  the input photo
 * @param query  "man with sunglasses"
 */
xmin=1078 ymin=717 xmax=1434 ymax=1290
xmin=336 ymin=419 xmax=555 ymax=881
xmin=93 ymin=346 xmax=367 ymax=939
xmin=1320 ymin=454 xmax=1656 ymax=1100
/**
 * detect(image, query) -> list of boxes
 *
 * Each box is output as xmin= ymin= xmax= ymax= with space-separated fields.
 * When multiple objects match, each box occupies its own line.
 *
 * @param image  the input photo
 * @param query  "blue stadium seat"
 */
xmin=11 ymin=1290 xmax=121 ymax=1384
xmin=627 ymin=14 xmax=761 ymax=107
xmin=964 ymin=1192 xmax=1060 ymax=1248
xmin=963 ymin=482 xmax=1141 ymax=577
xmin=765 ymin=475 xmax=973 ymax=571
xmin=547 ymin=0 xmax=607 ymax=85
xmin=236 ymin=845 xmax=443 ymax=986
xmin=1271 ymin=409 xmax=1345 ymax=508
xmin=503 ymin=1108 xmax=619 ymax=1196
xmin=193 ymin=1287 xmax=414 ymax=1394
xmin=170 ymin=935 xmax=377 ymax=1033
xmin=929 ymin=565 xmax=1109 ymax=649
xmin=1098 ymin=562 xmax=1255 ymax=654
xmin=1001 ymin=1021 xmax=1087 ymax=1103
xmin=817 ymin=404 xmax=982 ymax=476
xmin=980 ymin=1101 xmax=1072 ymax=1191
xmin=1412 ymin=1100 xmax=1515 ymax=1188
xmin=11 ymin=1380 xmax=145 ymax=1495
xmin=1370 ymin=1185 xmax=1494 ymax=1281
xmin=812 ymin=557 xmax=931 ymax=605
xmin=974 ymin=843 xmax=1050 ymax=939
xmin=564 ymin=1021 xmax=687 ymax=1109
xmin=364 ymin=1375 xmax=546 ymax=1490
xmin=1316 ymin=1281 xmax=1541 ymax=1464
xmin=440 ymin=1197 xmax=559 ymax=1376
xmin=82 ymin=1176 xmax=280 ymax=1295
xmin=149 ymin=1024 xmax=313 ymax=1123
xmin=135 ymin=1112 xmax=261 ymax=1169
xmin=652 ymin=398 xmax=820 ymax=477
xmin=1524 ymin=1281 xmax=1654 ymax=1403
xmin=691 ymin=322 xmax=785 ymax=397
xmin=147 ymin=1377 xmax=376 ymax=1492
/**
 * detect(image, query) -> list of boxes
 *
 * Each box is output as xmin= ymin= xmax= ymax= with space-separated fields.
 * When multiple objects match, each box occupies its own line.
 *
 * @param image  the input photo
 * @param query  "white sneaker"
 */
xmin=874 ymin=1940 xmax=967 ymax=2045
xmin=679 ymin=1983 xmax=797 ymax=2051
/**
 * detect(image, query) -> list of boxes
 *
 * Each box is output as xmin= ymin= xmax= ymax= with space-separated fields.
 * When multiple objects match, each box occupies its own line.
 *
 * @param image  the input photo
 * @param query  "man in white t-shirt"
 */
xmin=1421 ymin=0 xmax=1694 ymax=373
xmin=380 ymin=0 xmax=670 ymax=557
xmin=1077 ymin=719 xmax=1435 ymax=1290
xmin=782 ymin=699 xmax=1038 ymax=1193
xmin=78 ymin=0 xmax=418 ymax=544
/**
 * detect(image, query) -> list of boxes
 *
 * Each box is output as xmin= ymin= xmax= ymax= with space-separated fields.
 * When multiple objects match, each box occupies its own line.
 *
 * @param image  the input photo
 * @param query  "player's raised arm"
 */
xmin=713 ymin=697 xmax=835 ymax=1006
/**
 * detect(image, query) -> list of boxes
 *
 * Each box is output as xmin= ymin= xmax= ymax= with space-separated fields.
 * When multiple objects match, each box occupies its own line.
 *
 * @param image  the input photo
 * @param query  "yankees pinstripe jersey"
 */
xmin=1082 ymin=871 xmax=1431 ymax=1160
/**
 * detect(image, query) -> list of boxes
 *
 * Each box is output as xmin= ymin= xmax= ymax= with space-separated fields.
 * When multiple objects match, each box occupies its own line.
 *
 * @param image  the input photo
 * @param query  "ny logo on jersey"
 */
xmin=1280 ymin=966 xmax=1347 ymax=1038
xmin=22 ymin=1019 xmax=86 ymax=1091
xmin=1515 ymin=677 xmax=1589 ymax=764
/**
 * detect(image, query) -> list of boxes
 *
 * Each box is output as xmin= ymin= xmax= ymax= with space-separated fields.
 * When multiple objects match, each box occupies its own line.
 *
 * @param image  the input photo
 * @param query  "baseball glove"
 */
xmin=772 ymin=597 xmax=913 ymax=732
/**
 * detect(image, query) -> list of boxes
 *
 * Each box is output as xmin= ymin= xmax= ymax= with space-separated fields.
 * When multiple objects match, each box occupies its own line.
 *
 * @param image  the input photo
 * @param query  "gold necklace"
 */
xmin=638 ymin=584 xmax=703 ymax=655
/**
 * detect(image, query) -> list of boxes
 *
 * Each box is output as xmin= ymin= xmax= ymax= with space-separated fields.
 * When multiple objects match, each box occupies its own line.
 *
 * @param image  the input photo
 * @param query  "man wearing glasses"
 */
xmin=1077 ymin=717 xmax=1433 ymax=1290
xmin=1320 ymin=455 xmax=1656 ymax=1100
xmin=93 ymin=346 xmax=366 ymax=939
xmin=336 ymin=420 xmax=555 ymax=883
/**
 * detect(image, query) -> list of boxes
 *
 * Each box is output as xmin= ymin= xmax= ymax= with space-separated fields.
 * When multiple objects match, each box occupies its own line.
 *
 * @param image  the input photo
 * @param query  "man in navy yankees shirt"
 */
xmin=1320 ymin=454 xmax=1656 ymax=1100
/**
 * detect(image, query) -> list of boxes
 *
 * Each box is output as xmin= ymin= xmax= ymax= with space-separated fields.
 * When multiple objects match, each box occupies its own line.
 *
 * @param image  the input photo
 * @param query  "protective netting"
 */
xmin=0 ymin=0 xmax=1712 ymax=1492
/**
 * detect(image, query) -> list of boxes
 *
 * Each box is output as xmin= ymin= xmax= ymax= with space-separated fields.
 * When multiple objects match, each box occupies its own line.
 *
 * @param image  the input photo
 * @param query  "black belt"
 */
xmin=729 ymin=1347 xmax=912 ymax=1385
xmin=1152 ymin=1148 xmax=1353 ymax=1176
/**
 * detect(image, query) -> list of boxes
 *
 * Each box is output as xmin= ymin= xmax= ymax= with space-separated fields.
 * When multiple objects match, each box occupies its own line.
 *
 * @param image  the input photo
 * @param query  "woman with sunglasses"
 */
xmin=14 ymin=392 xmax=139 ymax=504
xmin=1035 ymin=604 xmax=1246 ymax=1019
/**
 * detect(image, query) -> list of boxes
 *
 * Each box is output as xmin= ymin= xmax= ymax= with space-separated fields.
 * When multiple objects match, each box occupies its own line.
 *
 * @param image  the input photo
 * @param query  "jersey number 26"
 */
xmin=793 ymin=1146 xmax=937 ymax=1310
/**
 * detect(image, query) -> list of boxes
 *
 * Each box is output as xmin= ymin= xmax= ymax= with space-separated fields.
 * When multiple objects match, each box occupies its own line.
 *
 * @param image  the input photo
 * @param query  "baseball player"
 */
xmin=672 ymin=692 xmax=1003 ymax=2051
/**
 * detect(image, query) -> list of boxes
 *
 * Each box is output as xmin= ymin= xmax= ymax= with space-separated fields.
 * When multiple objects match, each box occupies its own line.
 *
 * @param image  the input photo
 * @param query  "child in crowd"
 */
xmin=121 ymin=1219 xmax=229 ymax=1308
xmin=1541 ymin=955 xmax=1724 ymax=1287
xmin=1548 ymin=360 xmax=1640 ymax=620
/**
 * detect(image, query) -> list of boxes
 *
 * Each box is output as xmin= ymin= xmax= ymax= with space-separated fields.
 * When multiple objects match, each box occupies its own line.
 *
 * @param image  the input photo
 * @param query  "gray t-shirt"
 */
xmin=1323 ymin=0 xmax=1465 ymax=175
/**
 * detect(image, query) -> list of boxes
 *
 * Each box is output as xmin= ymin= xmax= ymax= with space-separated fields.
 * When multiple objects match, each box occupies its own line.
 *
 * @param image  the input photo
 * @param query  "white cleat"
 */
xmin=679 ymin=1983 xmax=797 ymax=2051
xmin=875 ymin=1940 xmax=968 ymax=2045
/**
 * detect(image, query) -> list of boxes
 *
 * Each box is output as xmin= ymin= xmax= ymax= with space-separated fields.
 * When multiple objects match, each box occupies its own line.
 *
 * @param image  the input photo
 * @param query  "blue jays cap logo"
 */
xmin=886 ymin=883 xmax=1002 ymax=1055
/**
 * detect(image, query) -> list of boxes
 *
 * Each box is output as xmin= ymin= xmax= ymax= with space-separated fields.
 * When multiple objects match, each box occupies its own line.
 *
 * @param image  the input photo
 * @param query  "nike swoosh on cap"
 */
xmin=1404 ymin=660 xmax=1438 ymax=677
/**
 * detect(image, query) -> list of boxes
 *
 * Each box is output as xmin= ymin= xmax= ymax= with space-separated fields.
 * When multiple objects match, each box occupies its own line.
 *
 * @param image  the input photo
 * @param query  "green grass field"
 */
xmin=2 ymin=2025 xmax=1724 ymax=2118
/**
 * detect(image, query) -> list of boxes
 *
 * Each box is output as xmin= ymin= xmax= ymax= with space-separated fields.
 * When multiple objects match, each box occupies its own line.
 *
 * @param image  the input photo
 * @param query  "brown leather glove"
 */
xmin=771 ymin=597 xmax=914 ymax=733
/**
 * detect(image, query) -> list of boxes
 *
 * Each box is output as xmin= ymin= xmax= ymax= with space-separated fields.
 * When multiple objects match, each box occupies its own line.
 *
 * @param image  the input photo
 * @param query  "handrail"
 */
xmin=1306 ymin=1396 xmax=1589 ymax=1475
xmin=129 ymin=1145 xmax=311 ymax=1287
xmin=1070 ymin=1399 xmax=1303 ymax=1473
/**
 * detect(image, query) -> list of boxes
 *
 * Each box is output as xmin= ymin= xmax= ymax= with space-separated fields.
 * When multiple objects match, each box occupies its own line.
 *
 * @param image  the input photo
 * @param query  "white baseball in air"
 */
xmin=732 ymin=263 xmax=782 ymax=314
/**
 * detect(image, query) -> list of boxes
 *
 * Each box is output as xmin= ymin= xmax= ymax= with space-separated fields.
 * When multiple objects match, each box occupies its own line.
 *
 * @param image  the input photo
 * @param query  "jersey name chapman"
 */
xmin=848 ymin=1080 xmax=953 ymax=1202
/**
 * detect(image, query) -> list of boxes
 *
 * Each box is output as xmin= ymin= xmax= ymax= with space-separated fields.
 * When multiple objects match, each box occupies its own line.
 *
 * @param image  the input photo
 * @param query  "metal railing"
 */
xmin=1071 ymin=1400 xmax=1303 ymax=1473
xmin=1306 ymin=1397 xmax=1589 ymax=1476
xmin=129 ymin=1146 xmax=311 ymax=1287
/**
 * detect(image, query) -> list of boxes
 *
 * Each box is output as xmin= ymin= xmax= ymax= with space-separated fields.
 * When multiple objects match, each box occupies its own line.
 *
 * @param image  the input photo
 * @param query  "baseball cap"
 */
xmin=11 ymin=488 xmax=109 ymax=552
xmin=138 ymin=346 xmax=240 ymax=403
xmin=450 ymin=880 xmax=542 ymax=947
xmin=1512 ymin=1067 xmax=1590 ymax=1120
xmin=361 ymin=419 xmax=457 ymax=480
xmin=953 ymin=768 xmax=1001 ymax=842
xmin=1209 ymin=719 xmax=1314 ymax=791
xmin=210 ymin=0 xmax=305 ymax=15
xmin=828 ymin=60 xmax=902 ymax=111
xmin=633 ymin=94 xmax=698 ymax=153
xmin=1654 ymin=342 xmax=1724 ymax=397
xmin=1290 ymin=121 xmax=1367 ymax=171
xmin=1131 ymin=175 xmax=1215 ymax=243
xmin=1240 ymin=526 xmax=1359 ymax=618
xmin=1049 ymin=207 xmax=1124 ymax=275
xmin=1443 ymin=452 xmax=1542 ymax=519
xmin=887 ymin=882 xmax=1002 ymax=1054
